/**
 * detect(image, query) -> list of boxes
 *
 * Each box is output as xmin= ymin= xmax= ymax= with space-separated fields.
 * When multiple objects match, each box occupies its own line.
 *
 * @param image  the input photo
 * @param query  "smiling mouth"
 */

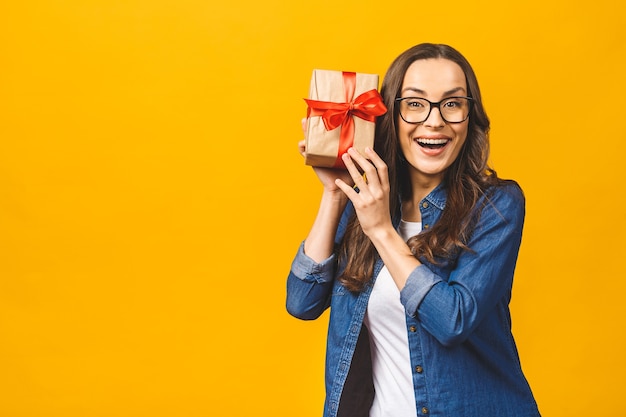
xmin=416 ymin=138 xmax=449 ymax=149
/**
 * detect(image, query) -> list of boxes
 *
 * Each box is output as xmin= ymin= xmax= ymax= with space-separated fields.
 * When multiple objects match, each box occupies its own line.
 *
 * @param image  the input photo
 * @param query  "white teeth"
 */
xmin=417 ymin=138 xmax=448 ymax=145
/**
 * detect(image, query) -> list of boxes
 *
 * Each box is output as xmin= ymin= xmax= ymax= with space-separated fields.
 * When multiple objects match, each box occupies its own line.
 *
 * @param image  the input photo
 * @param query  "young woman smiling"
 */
xmin=286 ymin=43 xmax=541 ymax=417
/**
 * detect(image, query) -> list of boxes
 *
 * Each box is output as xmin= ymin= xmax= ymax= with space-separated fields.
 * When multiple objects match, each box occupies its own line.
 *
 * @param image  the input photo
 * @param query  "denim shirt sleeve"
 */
xmin=400 ymin=183 xmax=525 ymax=347
xmin=286 ymin=242 xmax=336 ymax=320
xmin=290 ymin=241 xmax=337 ymax=283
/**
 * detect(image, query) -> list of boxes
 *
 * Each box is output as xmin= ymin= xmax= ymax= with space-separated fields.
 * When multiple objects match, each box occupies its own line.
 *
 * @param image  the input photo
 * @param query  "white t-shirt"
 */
xmin=363 ymin=220 xmax=422 ymax=417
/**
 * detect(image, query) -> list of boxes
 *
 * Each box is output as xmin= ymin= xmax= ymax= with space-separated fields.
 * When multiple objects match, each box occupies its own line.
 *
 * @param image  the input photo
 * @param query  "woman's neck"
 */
xmin=402 ymin=174 xmax=443 ymax=222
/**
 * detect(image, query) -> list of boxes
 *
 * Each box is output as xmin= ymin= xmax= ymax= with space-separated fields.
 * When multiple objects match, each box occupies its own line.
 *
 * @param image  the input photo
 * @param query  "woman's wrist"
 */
xmin=304 ymin=189 xmax=348 ymax=263
xmin=320 ymin=187 xmax=349 ymax=206
xmin=367 ymin=225 xmax=400 ymax=248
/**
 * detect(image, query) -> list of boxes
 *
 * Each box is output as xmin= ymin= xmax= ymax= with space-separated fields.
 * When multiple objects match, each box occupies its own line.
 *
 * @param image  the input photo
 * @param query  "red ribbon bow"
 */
xmin=304 ymin=71 xmax=387 ymax=168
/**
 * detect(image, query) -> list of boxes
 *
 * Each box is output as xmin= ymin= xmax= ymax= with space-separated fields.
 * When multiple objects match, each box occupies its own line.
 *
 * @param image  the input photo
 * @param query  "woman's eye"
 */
xmin=406 ymin=100 xmax=424 ymax=108
xmin=444 ymin=100 xmax=460 ymax=108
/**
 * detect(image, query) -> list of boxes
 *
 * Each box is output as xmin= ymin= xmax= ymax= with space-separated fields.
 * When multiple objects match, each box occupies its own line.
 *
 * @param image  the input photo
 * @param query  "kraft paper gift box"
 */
xmin=304 ymin=69 xmax=387 ymax=168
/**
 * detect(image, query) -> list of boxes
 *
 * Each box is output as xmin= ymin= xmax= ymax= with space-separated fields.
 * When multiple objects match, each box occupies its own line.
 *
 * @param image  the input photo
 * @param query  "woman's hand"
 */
xmin=298 ymin=139 xmax=354 ymax=193
xmin=336 ymin=146 xmax=419 ymax=291
xmin=335 ymin=147 xmax=394 ymax=239
xmin=298 ymin=120 xmax=352 ymax=262
xmin=298 ymin=119 xmax=353 ymax=194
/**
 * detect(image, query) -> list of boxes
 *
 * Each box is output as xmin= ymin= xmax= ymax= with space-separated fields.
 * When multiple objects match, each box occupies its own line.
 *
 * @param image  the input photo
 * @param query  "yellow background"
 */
xmin=1 ymin=0 xmax=624 ymax=416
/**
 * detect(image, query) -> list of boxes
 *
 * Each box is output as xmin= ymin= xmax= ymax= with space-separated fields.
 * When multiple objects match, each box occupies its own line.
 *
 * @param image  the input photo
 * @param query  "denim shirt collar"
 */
xmin=393 ymin=182 xmax=447 ymax=228
xmin=423 ymin=183 xmax=447 ymax=211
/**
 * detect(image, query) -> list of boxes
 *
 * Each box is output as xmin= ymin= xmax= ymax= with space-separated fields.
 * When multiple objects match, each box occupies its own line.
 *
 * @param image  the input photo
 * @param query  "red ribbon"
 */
xmin=305 ymin=71 xmax=387 ymax=168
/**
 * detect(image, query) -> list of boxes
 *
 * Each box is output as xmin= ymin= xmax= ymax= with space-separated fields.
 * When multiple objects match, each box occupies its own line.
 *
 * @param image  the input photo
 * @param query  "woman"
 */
xmin=286 ymin=43 xmax=540 ymax=417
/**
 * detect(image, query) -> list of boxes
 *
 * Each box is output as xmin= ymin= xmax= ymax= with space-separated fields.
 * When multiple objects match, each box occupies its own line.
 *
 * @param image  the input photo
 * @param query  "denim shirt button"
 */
xmin=423 ymin=224 xmax=429 ymax=229
xmin=409 ymin=326 xmax=417 ymax=332
xmin=422 ymin=202 xmax=429 ymax=208
xmin=415 ymin=365 xmax=423 ymax=373
xmin=421 ymin=407 xmax=429 ymax=414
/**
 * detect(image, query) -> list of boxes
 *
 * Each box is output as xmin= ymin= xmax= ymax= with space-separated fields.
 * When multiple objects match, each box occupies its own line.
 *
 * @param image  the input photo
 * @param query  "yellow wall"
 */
xmin=1 ymin=0 xmax=624 ymax=416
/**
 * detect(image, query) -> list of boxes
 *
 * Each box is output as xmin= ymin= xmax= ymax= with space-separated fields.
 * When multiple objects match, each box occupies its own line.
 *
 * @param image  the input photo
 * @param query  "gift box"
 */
xmin=304 ymin=69 xmax=387 ymax=168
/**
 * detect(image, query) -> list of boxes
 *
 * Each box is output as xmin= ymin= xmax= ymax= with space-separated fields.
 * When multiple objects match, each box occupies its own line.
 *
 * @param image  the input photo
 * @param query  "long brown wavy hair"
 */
xmin=338 ymin=43 xmax=503 ymax=292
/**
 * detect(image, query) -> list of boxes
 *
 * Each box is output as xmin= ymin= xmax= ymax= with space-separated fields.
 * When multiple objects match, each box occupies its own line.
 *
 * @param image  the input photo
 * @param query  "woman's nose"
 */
xmin=423 ymin=106 xmax=445 ymax=128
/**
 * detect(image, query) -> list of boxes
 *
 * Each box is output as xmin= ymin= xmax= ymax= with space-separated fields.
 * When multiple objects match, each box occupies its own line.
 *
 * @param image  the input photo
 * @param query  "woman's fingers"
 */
xmin=364 ymin=147 xmax=390 ymax=191
xmin=298 ymin=139 xmax=306 ymax=156
xmin=336 ymin=147 xmax=391 ymax=237
xmin=299 ymin=118 xmax=308 ymax=157
xmin=350 ymin=148 xmax=378 ymax=187
xmin=334 ymin=176 xmax=359 ymax=197
xmin=341 ymin=150 xmax=370 ymax=190
xmin=343 ymin=147 xmax=387 ymax=191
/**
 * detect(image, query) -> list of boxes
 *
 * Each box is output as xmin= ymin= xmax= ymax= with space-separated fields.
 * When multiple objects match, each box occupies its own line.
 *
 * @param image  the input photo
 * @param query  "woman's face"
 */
xmin=397 ymin=58 xmax=470 ymax=185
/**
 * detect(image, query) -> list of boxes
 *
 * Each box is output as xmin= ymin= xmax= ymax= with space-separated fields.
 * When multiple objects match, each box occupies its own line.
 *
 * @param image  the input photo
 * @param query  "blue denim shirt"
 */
xmin=286 ymin=182 xmax=541 ymax=417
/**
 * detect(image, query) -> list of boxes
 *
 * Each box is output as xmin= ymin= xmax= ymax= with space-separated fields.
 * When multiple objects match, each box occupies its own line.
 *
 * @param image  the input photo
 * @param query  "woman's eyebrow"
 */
xmin=401 ymin=87 xmax=426 ymax=95
xmin=443 ymin=87 xmax=466 ymax=96
xmin=400 ymin=86 xmax=467 ymax=96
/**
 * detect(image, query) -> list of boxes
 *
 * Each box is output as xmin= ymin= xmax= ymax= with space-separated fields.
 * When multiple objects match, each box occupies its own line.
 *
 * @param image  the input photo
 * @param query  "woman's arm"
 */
xmin=335 ymin=147 xmax=421 ymax=290
xmin=286 ymin=139 xmax=354 ymax=320
xmin=286 ymin=203 xmax=355 ymax=320
xmin=335 ymin=146 xmax=525 ymax=346
xmin=303 ymin=188 xmax=349 ymax=263
xmin=401 ymin=183 xmax=525 ymax=346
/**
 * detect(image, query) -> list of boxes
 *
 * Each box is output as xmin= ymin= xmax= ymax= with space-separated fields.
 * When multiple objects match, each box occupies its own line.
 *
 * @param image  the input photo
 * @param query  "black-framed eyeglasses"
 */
xmin=395 ymin=96 xmax=473 ymax=124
